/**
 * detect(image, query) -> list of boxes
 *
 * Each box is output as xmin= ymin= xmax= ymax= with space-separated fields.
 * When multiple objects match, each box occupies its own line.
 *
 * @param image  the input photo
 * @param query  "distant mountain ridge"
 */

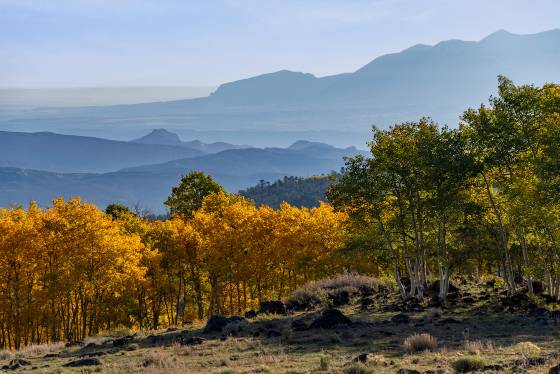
xmin=132 ymin=128 xmax=249 ymax=153
xmin=0 ymin=135 xmax=364 ymax=212
xmin=0 ymin=130 xmax=202 ymax=173
xmin=3 ymin=29 xmax=559 ymax=147
xmin=0 ymin=129 xmax=251 ymax=173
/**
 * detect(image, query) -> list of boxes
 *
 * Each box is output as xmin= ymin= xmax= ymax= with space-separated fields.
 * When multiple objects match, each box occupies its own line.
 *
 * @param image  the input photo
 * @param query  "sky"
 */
xmin=1 ymin=0 xmax=560 ymax=88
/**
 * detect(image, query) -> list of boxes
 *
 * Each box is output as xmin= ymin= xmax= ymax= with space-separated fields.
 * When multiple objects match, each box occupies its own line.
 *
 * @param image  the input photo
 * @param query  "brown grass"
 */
xmin=403 ymin=333 xmax=438 ymax=353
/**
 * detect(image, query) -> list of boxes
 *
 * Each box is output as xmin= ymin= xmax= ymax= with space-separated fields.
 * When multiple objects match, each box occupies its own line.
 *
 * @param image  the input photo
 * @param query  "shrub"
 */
xmin=452 ymin=356 xmax=486 ymax=372
xmin=287 ymin=273 xmax=379 ymax=309
xmin=513 ymin=341 xmax=540 ymax=356
xmin=126 ymin=343 xmax=139 ymax=351
xmin=343 ymin=363 xmax=373 ymax=374
xmin=464 ymin=340 xmax=483 ymax=355
xmin=403 ymin=333 xmax=438 ymax=353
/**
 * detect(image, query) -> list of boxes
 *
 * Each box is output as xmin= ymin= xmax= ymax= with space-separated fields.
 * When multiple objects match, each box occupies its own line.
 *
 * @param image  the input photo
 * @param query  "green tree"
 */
xmin=104 ymin=203 xmax=133 ymax=220
xmin=165 ymin=171 xmax=224 ymax=218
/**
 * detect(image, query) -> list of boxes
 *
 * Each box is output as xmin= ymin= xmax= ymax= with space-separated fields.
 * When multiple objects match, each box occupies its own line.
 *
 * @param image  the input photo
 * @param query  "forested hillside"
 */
xmin=0 ymin=78 xmax=559 ymax=353
xmin=239 ymin=174 xmax=335 ymax=208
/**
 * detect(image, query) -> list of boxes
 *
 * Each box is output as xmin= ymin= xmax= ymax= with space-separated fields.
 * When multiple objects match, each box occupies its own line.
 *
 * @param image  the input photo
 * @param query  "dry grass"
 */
xmin=0 ymin=350 xmax=14 ymax=360
xmin=403 ymin=333 xmax=438 ymax=353
xmin=141 ymin=349 xmax=184 ymax=370
xmin=19 ymin=341 xmax=65 ymax=356
xmin=512 ymin=341 xmax=541 ymax=356
xmin=464 ymin=339 xmax=495 ymax=355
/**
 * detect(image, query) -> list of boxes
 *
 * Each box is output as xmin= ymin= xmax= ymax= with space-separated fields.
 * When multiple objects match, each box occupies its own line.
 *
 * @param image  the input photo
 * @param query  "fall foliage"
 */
xmin=0 ymin=195 xmax=347 ymax=349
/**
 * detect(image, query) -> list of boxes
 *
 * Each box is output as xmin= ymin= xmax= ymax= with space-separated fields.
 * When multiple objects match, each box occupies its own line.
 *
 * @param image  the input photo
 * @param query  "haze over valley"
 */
xmin=2 ymin=29 xmax=559 ymax=148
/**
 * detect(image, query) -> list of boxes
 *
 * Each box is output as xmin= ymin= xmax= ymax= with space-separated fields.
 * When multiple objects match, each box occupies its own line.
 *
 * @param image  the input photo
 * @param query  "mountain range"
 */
xmin=0 ymin=130 xmax=244 ymax=173
xmin=0 ymin=130 xmax=363 ymax=212
xmin=1 ymin=29 xmax=559 ymax=147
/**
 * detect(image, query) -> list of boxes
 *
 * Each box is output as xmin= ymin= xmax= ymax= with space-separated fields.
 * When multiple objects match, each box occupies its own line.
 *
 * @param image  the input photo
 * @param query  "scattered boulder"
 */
xmin=63 ymin=358 xmax=102 ymax=367
xmin=64 ymin=341 xmax=84 ymax=347
xmin=353 ymin=353 xmax=374 ymax=363
xmin=391 ymin=313 xmax=410 ymax=324
xmin=244 ymin=310 xmax=257 ymax=318
xmin=203 ymin=315 xmax=245 ymax=333
xmin=166 ymin=326 xmax=178 ymax=332
xmin=549 ymin=364 xmax=560 ymax=374
xmin=2 ymin=359 xmax=31 ymax=371
xmin=360 ymin=297 xmax=374 ymax=309
xmin=308 ymin=308 xmax=352 ymax=329
xmin=483 ymin=364 xmax=505 ymax=371
xmin=285 ymin=299 xmax=311 ymax=311
xmin=397 ymin=369 xmax=421 ymax=374
xmin=259 ymin=300 xmax=287 ymax=315
xmin=428 ymin=280 xmax=459 ymax=295
xmin=329 ymin=290 xmax=350 ymax=306
xmin=437 ymin=317 xmax=461 ymax=324
xmin=112 ymin=335 xmax=133 ymax=347
xmin=359 ymin=284 xmax=376 ymax=297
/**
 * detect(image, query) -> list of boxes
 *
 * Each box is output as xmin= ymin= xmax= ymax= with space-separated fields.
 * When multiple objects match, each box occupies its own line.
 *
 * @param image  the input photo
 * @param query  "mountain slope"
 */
xmin=0 ymin=142 xmax=363 ymax=212
xmin=3 ymin=29 xmax=559 ymax=146
xmin=0 ymin=131 xmax=203 ymax=173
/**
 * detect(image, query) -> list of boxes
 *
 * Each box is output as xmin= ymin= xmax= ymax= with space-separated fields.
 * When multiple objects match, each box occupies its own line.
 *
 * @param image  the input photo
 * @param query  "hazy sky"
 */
xmin=1 ymin=0 xmax=559 ymax=88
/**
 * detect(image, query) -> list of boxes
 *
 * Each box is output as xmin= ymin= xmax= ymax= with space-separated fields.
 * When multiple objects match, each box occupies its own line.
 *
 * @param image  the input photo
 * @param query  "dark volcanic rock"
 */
xmin=360 ymin=297 xmax=374 ymax=309
xmin=309 ymin=308 xmax=352 ymax=329
xmin=64 ymin=341 xmax=84 ymax=347
xmin=259 ymin=300 xmax=287 ymax=315
xmin=2 ymin=359 xmax=31 ymax=371
xmin=428 ymin=280 xmax=459 ymax=295
xmin=329 ymin=290 xmax=350 ymax=306
xmin=391 ymin=313 xmax=410 ymax=324
xmin=63 ymin=358 xmax=102 ymax=367
xmin=397 ymin=369 xmax=422 ymax=374
xmin=112 ymin=335 xmax=133 ymax=347
xmin=203 ymin=315 xmax=245 ymax=333
xmin=244 ymin=310 xmax=257 ymax=318
xmin=550 ymin=364 xmax=560 ymax=374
